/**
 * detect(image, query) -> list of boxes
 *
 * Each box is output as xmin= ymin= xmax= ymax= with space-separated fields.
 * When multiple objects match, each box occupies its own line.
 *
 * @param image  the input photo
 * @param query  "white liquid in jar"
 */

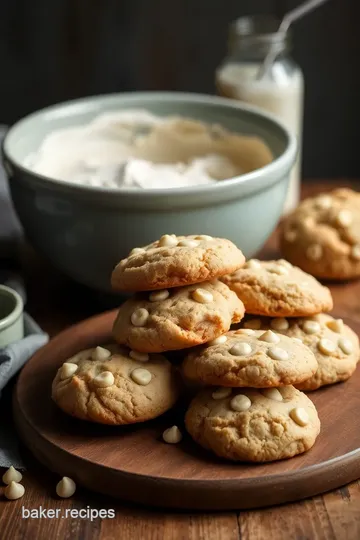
xmin=217 ymin=62 xmax=304 ymax=214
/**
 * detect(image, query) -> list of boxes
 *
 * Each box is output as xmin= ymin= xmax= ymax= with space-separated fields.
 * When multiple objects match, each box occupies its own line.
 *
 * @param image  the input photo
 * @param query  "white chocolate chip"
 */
xmin=278 ymin=259 xmax=292 ymax=268
xmin=317 ymin=338 xmax=336 ymax=355
xmin=131 ymin=308 xmax=149 ymax=327
xmin=131 ymin=368 xmax=152 ymax=386
xmin=270 ymin=318 xmax=289 ymax=331
xmin=230 ymin=394 xmax=251 ymax=412
xmin=192 ymin=288 xmax=213 ymax=304
xmin=290 ymin=407 xmax=309 ymax=427
xmin=351 ymin=245 xmax=360 ymax=261
xmin=246 ymin=259 xmax=262 ymax=270
xmin=293 ymin=337 xmax=303 ymax=344
xmin=178 ymin=239 xmax=200 ymax=248
xmin=129 ymin=350 xmax=149 ymax=362
xmin=195 ymin=235 xmax=213 ymax=241
xmin=237 ymin=328 xmax=255 ymax=335
xmin=60 ymin=362 xmax=78 ymax=380
xmin=268 ymin=265 xmax=288 ymax=275
xmin=149 ymin=289 xmax=170 ymax=302
xmin=336 ymin=209 xmax=353 ymax=228
xmin=92 ymin=346 xmax=111 ymax=361
xmin=5 ymin=481 xmax=25 ymax=500
xmin=303 ymin=320 xmax=321 ymax=335
xmin=267 ymin=347 xmax=289 ymax=361
xmin=159 ymin=234 xmax=178 ymax=247
xmin=208 ymin=335 xmax=228 ymax=346
xmin=338 ymin=338 xmax=353 ymax=355
xmin=212 ymin=387 xmax=232 ymax=400
xmin=258 ymin=330 xmax=280 ymax=344
xmin=2 ymin=466 xmax=22 ymax=485
xmin=326 ymin=318 xmax=344 ymax=333
xmin=56 ymin=477 xmax=76 ymax=498
xmin=162 ymin=426 xmax=182 ymax=444
xmin=284 ymin=229 xmax=297 ymax=243
xmin=261 ymin=388 xmax=283 ymax=402
xmin=303 ymin=216 xmax=315 ymax=228
xmin=306 ymin=244 xmax=323 ymax=261
xmin=129 ymin=247 xmax=146 ymax=256
xmin=315 ymin=195 xmax=332 ymax=209
xmin=244 ymin=319 xmax=262 ymax=330
xmin=93 ymin=371 xmax=115 ymax=388
xmin=230 ymin=342 xmax=252 ymax=356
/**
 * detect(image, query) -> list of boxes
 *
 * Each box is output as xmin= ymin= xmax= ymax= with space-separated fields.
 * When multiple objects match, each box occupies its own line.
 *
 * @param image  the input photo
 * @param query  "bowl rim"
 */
xmin=0 ymin=284 xmax=24 ymax=332
xmin=2 ymin=91 xmax=297 ymax=197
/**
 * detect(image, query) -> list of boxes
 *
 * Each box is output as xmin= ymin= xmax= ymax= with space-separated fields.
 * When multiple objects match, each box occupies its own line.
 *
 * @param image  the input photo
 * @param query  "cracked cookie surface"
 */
xmin=111 ymin=234 xmax=245 ymax=291
xmin=280 ymin=188 xmax=360 ymax=279
xmin=185 ymin=386 xmax=320 ymax=462
xmin=112 ymin=280 xmax=245 ymax=353
xmin=221 ymin=259 xmax=333 ymax=316
xmin=182 ymin=329 xmax=318 ymax=387
xmin=52 ymin=344 xmax=179 ymax=425
xmin=240 ymin=313 xmax=359 ymax=390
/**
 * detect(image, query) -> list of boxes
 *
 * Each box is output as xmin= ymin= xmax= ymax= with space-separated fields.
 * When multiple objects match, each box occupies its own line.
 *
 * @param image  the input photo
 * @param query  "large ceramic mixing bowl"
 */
xmin=2 ymin=92 xmax=296 ymax=293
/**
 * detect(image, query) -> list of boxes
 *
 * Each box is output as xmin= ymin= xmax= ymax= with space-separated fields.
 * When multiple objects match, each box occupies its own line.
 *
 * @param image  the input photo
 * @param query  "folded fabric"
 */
xmin=0 ymin=313 xmax=48 ymax=396
xmin=0 ymin=274 xmax=49 ymax=468
xmin=0 ymin=128 xmax=48 ymax=468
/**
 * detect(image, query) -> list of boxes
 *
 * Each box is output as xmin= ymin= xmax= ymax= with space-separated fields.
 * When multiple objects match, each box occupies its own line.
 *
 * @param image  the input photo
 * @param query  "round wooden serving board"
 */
xmin=13 ymin=310 xmax=360 ymax=510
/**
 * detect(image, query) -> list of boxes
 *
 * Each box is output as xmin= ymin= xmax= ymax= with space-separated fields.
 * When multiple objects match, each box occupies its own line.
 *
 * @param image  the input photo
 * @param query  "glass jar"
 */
xmin=216 ymin=15 xmax=304 ymax=214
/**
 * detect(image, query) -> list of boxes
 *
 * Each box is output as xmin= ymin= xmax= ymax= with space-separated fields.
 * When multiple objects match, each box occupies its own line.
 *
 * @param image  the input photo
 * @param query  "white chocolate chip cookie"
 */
xmin=185 ymin=386 xmax=320 ymax=462
xmin=111 ymin=235 xmax=245 ymax=291
xmin=112 ymin=280 xmax=244 ymax=353
xmin=182 ymin=329 xmax=317 ymax=387
xmin=280 ymin=188 xmax=360 ymax=280
xmin=240 ymin=313 xmax=359 ymax=390
xmin=221 ymin=259 xmax=333 ymax=316
xmin=52 ymin=344 xmax=179 ymax=424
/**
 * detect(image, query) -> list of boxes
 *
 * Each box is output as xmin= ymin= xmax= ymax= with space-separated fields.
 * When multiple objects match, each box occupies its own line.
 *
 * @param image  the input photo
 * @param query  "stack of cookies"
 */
xmin=183 ymin=258 xmax=358 ymax=462
xmin=51 ymin=233 xmax=359 ymax=464
xmin=221 ymin=259 xmax=359 ymax=391
xmin=110 ymin=234 xmax=246 ymax=353
xmin=52 ymin=234 xmax=246 ymax=437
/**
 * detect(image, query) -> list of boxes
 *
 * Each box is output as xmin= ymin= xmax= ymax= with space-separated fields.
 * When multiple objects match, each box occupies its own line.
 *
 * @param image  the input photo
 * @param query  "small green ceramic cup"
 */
xmin=0 ymin=284 xmax=24 ymax=348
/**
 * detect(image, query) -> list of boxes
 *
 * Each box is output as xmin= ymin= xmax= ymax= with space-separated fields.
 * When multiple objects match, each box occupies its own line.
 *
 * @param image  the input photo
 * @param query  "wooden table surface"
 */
xmin=1 ymin=181 xmax=360 ymax=540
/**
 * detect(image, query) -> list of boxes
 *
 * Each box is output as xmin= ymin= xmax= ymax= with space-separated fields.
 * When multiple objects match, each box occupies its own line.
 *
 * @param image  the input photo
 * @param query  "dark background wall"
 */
xmin=0 ymin=0 xmax=359 ymax=178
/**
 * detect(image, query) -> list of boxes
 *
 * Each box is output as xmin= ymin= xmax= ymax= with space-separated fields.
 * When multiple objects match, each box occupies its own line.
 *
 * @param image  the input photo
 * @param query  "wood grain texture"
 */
xmin=11 ymin=310 xmax=360 ymax=510
xmin=1 ymin=182 xmax=360 ymax=537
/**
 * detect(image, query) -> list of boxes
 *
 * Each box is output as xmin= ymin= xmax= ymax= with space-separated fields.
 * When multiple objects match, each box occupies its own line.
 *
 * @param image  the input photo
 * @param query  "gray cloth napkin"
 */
xmin=0 ymin=277 xmax=49 ymax=469
xmin=0 ymin=311 xmax=49 ymax=469
xmin=0 ymin=125 xmax=49 ymax=468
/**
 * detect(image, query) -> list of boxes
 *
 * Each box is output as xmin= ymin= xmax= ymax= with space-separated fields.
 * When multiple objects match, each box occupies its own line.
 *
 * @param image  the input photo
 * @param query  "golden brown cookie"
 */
xmin=112 ymin=280 xmax=244 ymax=353
xmin=280 ymin=188 xmax=360 ymax=280
xmin=240 ymin=314 xmax=359 ymax=390
xmin=52 ymin=344 xmax=179 ymax=425
xmin=185 ymin=386 xmax=320 ymax=462
xmin=111 ymin=234 xmax=245 ymax=291
xmin=221 ymin=259 xmax=333 ymax=316
xmin=182 ymin=328 xmax=317 ymax=387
